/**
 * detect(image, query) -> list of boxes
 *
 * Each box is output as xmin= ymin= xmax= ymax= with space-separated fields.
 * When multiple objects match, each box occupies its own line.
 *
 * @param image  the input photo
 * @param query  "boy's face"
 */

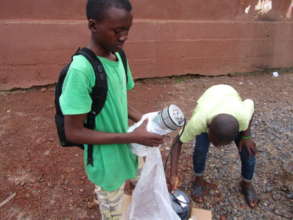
xmin=89 ymin=7 xmax=133 ymax=53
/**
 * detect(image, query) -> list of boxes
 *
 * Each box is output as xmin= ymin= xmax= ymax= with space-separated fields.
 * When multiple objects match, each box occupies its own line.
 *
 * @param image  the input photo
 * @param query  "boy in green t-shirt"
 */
xmin=59 ymin=0 xmax=164 ymax=218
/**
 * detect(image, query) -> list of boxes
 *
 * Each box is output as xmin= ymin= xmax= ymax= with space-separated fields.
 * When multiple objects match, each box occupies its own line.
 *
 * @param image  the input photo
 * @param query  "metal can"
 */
xmin=153 ymin=104 xmax=185 ymax=131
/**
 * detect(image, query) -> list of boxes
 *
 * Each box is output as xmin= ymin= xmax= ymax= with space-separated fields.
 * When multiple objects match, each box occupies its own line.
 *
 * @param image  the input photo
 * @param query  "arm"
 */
xmin=240 ymin=114 xmax=253 ymax=137
xmin=238 ymin=114 xmax=256 ymax=155
xmin=64 ymin=114 xmax=164 ymax=146
xmin=179 ymin=113 xmax=205 ymax=144
xmin=167 ymin=113 xmax=202 ymax=190
xmin=168 ymin=135 xmax=183 ymax=190
xmin=128 ymin=105 xmax=143 ymax=122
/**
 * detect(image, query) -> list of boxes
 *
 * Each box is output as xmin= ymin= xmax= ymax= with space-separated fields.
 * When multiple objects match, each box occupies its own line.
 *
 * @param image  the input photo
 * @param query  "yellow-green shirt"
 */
xmin=180 ymin=84 xmax=254 ymax=143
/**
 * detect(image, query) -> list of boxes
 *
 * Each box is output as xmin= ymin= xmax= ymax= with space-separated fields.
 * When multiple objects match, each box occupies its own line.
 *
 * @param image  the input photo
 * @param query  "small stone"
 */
xmin=283 ymin=161 xmax=293 ymax=180
xmin=272 ymin=191 xmax=281 ymax=201
xmin=286 ymin=192 xmax=293 ymax=199
xmin=280 ymin=185 xmax=289 ymax=192
xmin=265 ymin=185 xmax=273 ymax=193
xmin=273 ymin=209 xmax=282 ymax=216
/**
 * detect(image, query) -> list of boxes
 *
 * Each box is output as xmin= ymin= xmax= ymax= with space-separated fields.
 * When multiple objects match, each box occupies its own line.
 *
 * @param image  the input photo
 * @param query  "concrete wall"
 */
xmin=0 ymin=0 xmax=293 ymax=90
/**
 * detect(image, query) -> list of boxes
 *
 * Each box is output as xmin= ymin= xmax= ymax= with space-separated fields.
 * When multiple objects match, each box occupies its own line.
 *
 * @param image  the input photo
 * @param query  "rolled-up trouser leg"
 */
xmin=193 ymin=133 xmax=210 ymax=176
xmin=95 ymin=184 xmax=125 ymax=220
xmin=234 ymin=134 xmax=256 ymax=181
xmin=94 ymin=157 xmax=143 ymax=220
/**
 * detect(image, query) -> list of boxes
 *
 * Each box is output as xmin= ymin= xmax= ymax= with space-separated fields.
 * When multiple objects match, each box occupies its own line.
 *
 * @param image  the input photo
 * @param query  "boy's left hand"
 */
xmin=239 ymin=138 xmax=256 ymax=155
xmin=124 ymin=180 xmax=135 ymax=195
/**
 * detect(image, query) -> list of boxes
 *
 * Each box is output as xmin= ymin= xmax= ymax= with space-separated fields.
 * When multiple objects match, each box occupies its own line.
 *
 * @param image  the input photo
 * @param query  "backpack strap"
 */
xmin=76 ymin=48 xmax=108 ymax=165
xmin=118 ymin=49 xmax=128 ymax=83
xmin=78 ymin=48 xmax=129 ymax=115
xmin=77 ymin=48 xmax=108 ymax=116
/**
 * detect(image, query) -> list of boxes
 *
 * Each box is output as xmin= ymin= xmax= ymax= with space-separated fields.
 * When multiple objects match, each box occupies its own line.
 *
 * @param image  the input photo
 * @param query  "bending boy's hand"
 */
xmin=132 ymin=119 xmax=164 ymax=147
xmin=167 ymin=135 xmax=183 ymax=191
xmin=167 ymin=175 xmax=180 ymax=191
xmin=239 ymin=138 xmax=256 ymax=155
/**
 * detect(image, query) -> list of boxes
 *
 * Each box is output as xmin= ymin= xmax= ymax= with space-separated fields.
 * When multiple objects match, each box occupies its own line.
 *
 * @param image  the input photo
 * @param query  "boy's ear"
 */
xmin=88 ymin=19 xmax=97 ymax=31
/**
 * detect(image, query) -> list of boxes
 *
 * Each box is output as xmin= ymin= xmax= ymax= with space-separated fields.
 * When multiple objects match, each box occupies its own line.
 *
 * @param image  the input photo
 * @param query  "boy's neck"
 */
xmin=87 ymin=41 xmax=117 ymax=61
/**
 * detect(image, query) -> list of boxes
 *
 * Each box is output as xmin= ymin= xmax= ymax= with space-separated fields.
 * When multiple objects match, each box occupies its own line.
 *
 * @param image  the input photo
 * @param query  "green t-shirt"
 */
xmin=59 ymin=52 xmax=138 ymax=191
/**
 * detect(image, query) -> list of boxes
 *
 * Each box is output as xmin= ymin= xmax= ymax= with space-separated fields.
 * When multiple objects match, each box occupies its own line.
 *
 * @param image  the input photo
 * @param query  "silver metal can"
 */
xmin=153 ymin=104 xmax=185 ymax=131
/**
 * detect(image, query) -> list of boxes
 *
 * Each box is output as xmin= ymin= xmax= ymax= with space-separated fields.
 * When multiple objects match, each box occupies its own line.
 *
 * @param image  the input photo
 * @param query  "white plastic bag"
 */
xmin=127 ymin=112 xmax=180 ymax=220
xmin=128 ymin=112 xmax=171 ymax=157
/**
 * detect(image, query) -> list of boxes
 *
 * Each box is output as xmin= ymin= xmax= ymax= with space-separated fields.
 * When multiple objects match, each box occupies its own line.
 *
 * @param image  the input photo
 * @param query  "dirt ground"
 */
xmin=0 ymin=72 xmax=292 ymax=219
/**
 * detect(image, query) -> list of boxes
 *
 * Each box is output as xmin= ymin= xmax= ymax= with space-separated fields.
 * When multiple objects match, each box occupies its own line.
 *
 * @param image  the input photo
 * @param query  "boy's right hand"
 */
xmin=132 ymin=119 xmax=164 ymax=146
xmin=167 ymin=175 xmax=180 ymax=191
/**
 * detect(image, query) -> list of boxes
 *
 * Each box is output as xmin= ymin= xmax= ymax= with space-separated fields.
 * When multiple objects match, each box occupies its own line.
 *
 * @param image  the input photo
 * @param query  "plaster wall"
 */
xmin=0 ymin=0 xmax=292 ymax=90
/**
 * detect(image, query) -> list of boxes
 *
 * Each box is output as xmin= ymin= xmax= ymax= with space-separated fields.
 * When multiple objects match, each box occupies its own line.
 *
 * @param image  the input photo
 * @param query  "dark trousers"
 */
xmin=193 ymin=133 xmax=256 ymax=180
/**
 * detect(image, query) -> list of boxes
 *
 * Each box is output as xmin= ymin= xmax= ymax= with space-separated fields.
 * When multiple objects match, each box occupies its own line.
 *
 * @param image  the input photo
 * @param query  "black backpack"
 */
xmin=54 ymin=47 xmax=128 ymax=165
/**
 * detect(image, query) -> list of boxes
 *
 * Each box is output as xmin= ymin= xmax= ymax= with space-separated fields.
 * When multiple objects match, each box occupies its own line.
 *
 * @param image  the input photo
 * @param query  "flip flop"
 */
xmin=241 ymin=182 xmax=259 ymax=208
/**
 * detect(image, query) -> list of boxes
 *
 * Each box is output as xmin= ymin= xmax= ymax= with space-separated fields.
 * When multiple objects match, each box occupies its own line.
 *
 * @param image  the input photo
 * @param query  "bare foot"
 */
xmin=240 ymin=181 xmax=259 ymax=208
xmin=191 ymin=176 xmax=217 ymax=203
xmin=192 ymin=183 xmax=205 ymax=202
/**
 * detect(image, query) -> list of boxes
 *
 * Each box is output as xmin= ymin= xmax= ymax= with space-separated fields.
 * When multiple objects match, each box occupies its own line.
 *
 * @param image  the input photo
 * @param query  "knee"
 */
xmin=195 ymin=133 xmax=209 ymax=151
xmin=243 ymin=154 xmax=256 ymax=166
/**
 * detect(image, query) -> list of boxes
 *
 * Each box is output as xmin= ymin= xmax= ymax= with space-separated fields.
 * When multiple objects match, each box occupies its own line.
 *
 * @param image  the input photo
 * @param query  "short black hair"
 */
xmin=86 ymin=0 xmax=132 ymax=21
xmin=209 ymin=114 xmax=239 ymax=143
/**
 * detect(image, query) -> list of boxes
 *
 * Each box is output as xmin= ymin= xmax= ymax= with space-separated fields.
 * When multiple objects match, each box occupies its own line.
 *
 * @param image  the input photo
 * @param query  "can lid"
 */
xmin=168 ymin=104 xmax=185 ymax=127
